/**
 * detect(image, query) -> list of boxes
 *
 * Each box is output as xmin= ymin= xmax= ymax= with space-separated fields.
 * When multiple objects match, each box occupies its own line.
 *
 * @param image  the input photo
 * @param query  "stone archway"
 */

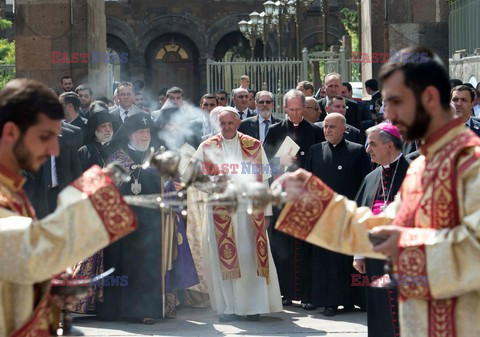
xmin=145 ymin=34 xmax=199 ymax=102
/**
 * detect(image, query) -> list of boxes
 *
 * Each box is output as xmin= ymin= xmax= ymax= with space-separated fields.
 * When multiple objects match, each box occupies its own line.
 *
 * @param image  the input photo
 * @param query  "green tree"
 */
xmin=340 ymin=5 xmax=360 ymax=81
xmin=0 ymin=18 xmax=15 ymax=87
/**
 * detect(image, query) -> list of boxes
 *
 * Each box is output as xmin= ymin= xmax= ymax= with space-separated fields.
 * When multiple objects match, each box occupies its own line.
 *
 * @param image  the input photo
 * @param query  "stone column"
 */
xmin=15 ymin=0 xmax=108 ymax=95
xmin=361 ymin=0 xmax=449 ymax=82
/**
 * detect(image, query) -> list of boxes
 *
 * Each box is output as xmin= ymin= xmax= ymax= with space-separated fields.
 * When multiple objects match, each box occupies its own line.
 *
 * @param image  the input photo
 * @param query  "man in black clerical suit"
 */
xmin=238 ymin=90 xmax=282 ymax=143
xmin=353 ymin=123 xmax=409 ymax=337
xmin=315 ymin=96 xmax=364 ymax=145
xmin=451 ymin=84 xmax=480 ymax=137
xmin=232 ymin=88 xmax=257 ymax=120
xmin=263 ymin=89 xmax=324 ymax=310
xmin=78 ymin=101 xmax=116 ymax=172
xmin=317 ymin=73 xmax=362 ymax=130
xmin=305 ymin=113 xmax=370 ymax=316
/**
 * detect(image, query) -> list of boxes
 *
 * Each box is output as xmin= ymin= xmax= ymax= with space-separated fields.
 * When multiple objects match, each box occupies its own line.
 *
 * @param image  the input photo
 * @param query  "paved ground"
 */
xmin=73 ymin=304 xmax=367 ymax=337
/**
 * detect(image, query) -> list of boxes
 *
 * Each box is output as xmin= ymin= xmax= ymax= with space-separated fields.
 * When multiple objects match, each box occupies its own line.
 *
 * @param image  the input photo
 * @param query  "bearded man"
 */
xmin=276 ymin=46 xmax=480 ymax=337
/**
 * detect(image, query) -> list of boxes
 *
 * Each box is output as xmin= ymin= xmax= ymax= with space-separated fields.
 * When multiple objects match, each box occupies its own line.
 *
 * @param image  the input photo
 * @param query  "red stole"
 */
xmin=392 ymin=126 xmax=480 ymax=337
xmin=202 ymin=133 xmax=270 ymax=282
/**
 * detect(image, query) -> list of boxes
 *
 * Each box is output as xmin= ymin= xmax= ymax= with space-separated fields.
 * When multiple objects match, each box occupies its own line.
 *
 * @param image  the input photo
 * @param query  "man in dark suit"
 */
xmin=315 ymin=96 xmax=363 ymax=145
xmin=318 ymin=73 xmax=362 ymax=130
xmin=365 ymin=79 xmax=382 ymax=116
xmin=238 ymin=90 xmax=282 ymax=142
xmin=263 ymin=89 xmax=324 ymax=310
xmin=342 ymin=81 xmax=374 ymax=131
xmin=59 ymin=91 xmax=87 ymax=141
xmin=232 ymin=88 xmax=256 ymax=120
xmin=109 ymin=81 xmax=143 ymax=126
xmin=306 ymin=113 xmax=371 ymax=316
xmin=189 ymin=93 xmax=219 ymax=148
xmin=451 ymin=84 xmax=480 ymax=137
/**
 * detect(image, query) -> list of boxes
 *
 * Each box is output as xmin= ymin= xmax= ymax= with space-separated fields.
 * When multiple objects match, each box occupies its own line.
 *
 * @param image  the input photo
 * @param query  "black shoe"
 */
xmin=301 ymin=302 xmax=317 ymax=311
xmin=219 ymin=314 xmax=238 ymax=322
xmin=323 ymin=306 xmax=337 ymax=316
xmin=247 ymin=314 xmax=260 ymax=321
xmin=282 ymin=299 xmax=292 ymax=306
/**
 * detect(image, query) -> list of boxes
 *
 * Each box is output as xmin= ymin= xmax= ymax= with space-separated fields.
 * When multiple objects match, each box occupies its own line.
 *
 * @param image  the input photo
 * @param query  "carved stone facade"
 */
xmin=104 ymin=0 xmax=353 ymax=101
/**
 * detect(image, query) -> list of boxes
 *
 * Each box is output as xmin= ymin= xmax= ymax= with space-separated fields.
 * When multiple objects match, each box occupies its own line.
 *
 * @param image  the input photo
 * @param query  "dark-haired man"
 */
xmin=276 ymin=46 xmax=480 ymax=337
xmin=109 ymin=81 xmax=143 ymax=125
xmin=75 ymin=84 xmax=94 ymax=118
xmin=451 ymin=84 xmax=480 ymax=137
xmin=60 ymin=91 xmax=87 ymax=136
xmin=365 ymin=79 xmax=381 ymax=115
xmin=0 ymin=79 xmax=137 ymax=336
xmin=61 ymin=75 xmax=73 ymax=92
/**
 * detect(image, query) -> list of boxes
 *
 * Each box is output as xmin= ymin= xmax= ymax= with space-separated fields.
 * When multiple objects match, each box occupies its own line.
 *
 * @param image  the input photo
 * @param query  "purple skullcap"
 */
xmin=377 ymin=122 xmax=401 ymax=140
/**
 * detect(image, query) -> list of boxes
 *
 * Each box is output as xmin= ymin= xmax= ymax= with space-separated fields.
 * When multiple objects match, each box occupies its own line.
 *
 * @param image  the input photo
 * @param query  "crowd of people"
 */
xmin=1 ymin=45 xmax=480 ymax=337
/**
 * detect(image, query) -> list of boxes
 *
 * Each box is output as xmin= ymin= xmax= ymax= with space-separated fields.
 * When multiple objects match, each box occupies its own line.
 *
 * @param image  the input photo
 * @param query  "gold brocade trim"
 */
xmin=397 ymin=246 xmax=430 ymax=300
xmin=202 ymin=133 xmax=270 ymax=281
xmin=9 ymin=294 xmax=51 ymax=337
xmin=276 ymin=174 xmax=334 ymax=240
xmin=428 ymin=299 xmax=457 ymax=337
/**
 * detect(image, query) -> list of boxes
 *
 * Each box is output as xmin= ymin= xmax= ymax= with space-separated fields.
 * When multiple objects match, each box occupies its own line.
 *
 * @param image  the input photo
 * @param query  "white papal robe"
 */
xmin=194 ymin=132 xmax=282 ymax=316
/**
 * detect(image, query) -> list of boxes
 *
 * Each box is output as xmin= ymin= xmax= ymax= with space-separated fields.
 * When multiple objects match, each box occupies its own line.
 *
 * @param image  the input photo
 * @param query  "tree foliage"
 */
xmin=0 ymin=19 xmax=15 ymax=87
xmin=340 ymin=7 xmax=360 ymax=81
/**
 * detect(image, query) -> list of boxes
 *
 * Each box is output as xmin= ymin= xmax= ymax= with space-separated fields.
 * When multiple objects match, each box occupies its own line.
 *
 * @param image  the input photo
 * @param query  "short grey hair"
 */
xmin=283 ymin=89 xmax=305 ymax=106
xmin=255 ymin=90 xmax=273 ymax=102
xmin=366 ymin=126 xmax=402 ymax=150
xmin=232 ymin=88 xmax=248 ymax=98
xmin=324 ymin=72 xmax=342 ymax=83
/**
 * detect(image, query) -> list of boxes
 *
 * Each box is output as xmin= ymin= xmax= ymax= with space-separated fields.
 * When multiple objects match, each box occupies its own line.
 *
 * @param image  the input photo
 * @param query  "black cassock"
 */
xmin=305 ymin=139 xmax=371 ymax=308
xmin=355 ymin=155 xmax=409 ymax=337
xmin=97 ymin=147 xmax=164 ymax=320
xmin=264 ymin=119 xmax=324 ymax=302
xmin=78 ymin=141 xmax=109 ymax=172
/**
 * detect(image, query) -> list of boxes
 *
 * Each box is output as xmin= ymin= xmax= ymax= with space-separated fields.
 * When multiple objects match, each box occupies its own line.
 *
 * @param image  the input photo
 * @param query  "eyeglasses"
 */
xmin=202 ymin=103 xmax=217 ymax=107
xmin=258 ymin=100 xmax=273 ymax=105
xmin=216 ymin=96 xmax=227 ymax=101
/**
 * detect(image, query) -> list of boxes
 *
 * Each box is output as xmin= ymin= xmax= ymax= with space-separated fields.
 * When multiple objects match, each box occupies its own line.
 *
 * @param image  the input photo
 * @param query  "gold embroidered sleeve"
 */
xmin=0 ymin=166 xmax=136 ymax=284
xmin=276 ymin=173 xmax=395 ymax=259
xmin=417 ymin=156 xmax=480 ymax=300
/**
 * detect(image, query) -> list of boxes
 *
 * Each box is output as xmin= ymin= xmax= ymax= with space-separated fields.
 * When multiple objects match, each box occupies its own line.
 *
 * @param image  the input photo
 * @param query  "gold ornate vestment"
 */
xmin=0 ymin=165 xmax=137 ymax=337
xmin=276 ymin=118 xmax=480 ymax=337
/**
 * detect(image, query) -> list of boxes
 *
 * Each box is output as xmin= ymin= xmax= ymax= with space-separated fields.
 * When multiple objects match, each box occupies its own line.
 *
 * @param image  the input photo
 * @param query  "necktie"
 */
xmin=262 ymin=119 xmax=270 ymax=142
xmin=239 ymin=111 xmax=244 ymax=120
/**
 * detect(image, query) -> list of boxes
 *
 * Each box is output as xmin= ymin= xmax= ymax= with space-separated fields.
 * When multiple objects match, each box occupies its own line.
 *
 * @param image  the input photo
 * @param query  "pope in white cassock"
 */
xmin=192 ymin=107 xmax=282 ymax=322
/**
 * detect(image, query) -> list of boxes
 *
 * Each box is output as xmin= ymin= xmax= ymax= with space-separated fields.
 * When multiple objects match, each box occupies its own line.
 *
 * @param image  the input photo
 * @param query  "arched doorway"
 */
xmin=146 ymin=35 xmax=199 ymax=102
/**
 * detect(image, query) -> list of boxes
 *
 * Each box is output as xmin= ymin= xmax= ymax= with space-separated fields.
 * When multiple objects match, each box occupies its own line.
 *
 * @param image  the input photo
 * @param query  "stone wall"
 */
xmin=449 ymin=56 xmax=480 ymax=85
xmin=15 ymin=0 xmax=107 ymax=95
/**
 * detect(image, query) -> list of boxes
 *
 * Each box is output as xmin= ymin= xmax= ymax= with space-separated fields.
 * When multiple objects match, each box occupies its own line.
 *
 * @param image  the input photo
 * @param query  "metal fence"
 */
xmin=0 ymin=64 xmax=15 ymax=87
xmin=206 ymin=48 xmax=352 ymax=116
xmin=207 ymin=58 xmax=305 ymax=115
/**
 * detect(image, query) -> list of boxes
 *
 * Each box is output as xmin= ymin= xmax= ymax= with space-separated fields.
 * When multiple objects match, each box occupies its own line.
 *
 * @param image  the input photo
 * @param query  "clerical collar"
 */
xmin=382 ymin=153 xmax=403 ymax=169
xmin=328 ymin=138 xmax=345 ymax=148
xmin=287 ymin=117 xmax=303 ymax=126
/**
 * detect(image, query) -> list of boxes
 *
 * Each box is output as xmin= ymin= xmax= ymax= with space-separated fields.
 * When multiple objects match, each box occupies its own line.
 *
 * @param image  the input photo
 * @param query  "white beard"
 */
xmin=95 ymin=130 xmax=112 ymax=143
